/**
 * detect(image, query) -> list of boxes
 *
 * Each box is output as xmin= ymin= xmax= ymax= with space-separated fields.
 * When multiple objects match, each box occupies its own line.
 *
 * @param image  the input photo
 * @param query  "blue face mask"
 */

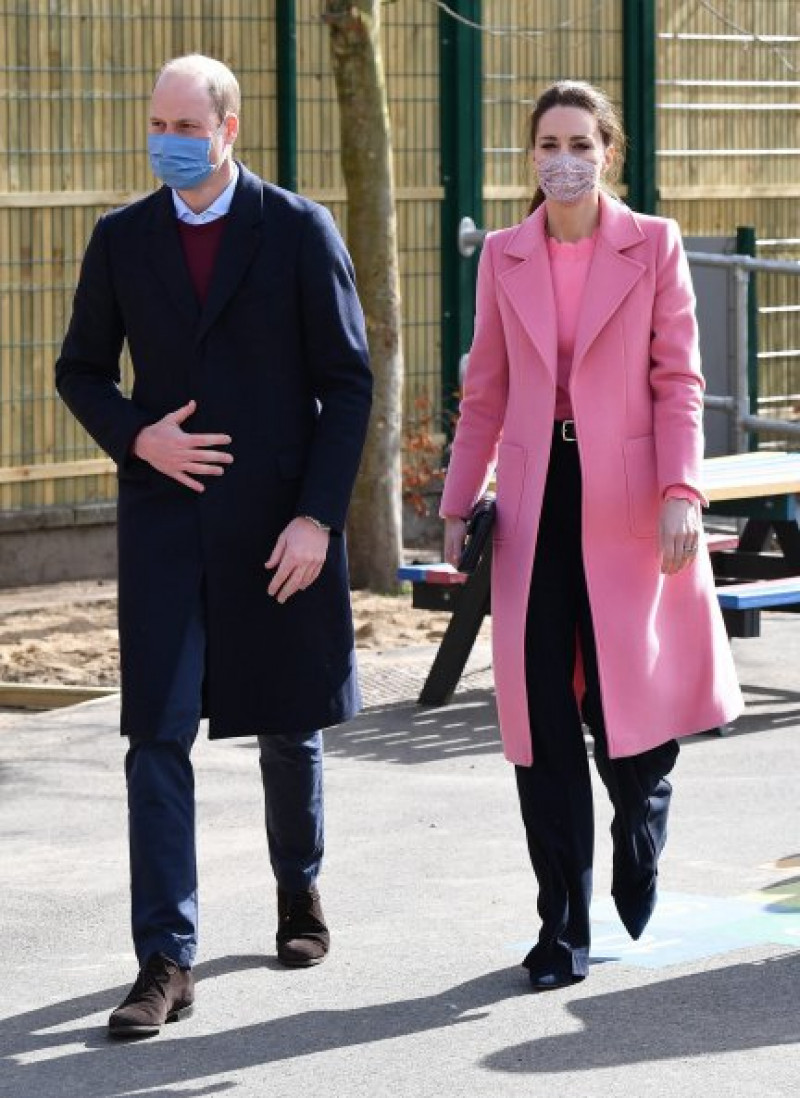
xmin=148 ymin=124 xmax=226 ymax=190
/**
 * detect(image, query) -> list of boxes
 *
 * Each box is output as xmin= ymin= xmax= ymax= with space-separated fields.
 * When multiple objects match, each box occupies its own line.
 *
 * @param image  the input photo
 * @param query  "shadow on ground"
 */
xmin=3 ymin=953 xmax=799 ymax=1096
xmin=233 ymin=677 xmax=798 ymax=766
xmin=727 ymin=682 xmax=800 ymax=736
xmin=326 ymin=678 xmax=799 ymax=764
xmin=1 ymin=959 xmax=522 ymax=1097
xmin=325 ymin=690 xmax=502 ymax=764
xmin=235 ymin=689 xmax=503 ymax=766
xmin=482 ymin=950 xmax=800 ymax=1074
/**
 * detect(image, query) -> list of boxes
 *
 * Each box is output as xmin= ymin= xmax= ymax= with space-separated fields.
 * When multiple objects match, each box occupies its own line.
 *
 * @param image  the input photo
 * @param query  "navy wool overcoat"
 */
xmin=56 ymin=164 xmax=372 ymax=739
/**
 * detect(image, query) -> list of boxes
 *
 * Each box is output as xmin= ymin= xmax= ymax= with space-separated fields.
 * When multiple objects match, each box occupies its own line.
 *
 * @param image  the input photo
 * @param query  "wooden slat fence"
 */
xmin=1 ymin=1 xmax=797 ymax=518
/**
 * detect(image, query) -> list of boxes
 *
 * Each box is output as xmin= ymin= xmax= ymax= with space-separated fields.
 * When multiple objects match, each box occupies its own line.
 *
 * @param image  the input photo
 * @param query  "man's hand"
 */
xmin=132 ymin=399 xmax=233 ymax=492
xmin=266 ymin=517 xmax=330 ymax=604
xmin=659 ymin=497 xmax=701 ymax=575
xmin=444 ymin=516 xmax=468 ymax=569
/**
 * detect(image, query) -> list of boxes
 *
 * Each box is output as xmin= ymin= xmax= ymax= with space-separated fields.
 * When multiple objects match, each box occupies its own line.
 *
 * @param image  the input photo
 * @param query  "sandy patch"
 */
xmin=0 ymin=580 xmax=480 ymax=687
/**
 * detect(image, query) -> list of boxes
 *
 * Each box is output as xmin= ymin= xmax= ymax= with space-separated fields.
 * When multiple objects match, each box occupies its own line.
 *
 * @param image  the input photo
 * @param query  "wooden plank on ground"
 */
xmin=0 ymin=683 xmax=118 ymax=710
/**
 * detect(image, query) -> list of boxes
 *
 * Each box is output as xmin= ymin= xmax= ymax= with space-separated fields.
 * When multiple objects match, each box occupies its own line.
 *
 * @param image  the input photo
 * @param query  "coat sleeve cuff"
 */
xmin=664 ymin=482 xmax=709 ymax=508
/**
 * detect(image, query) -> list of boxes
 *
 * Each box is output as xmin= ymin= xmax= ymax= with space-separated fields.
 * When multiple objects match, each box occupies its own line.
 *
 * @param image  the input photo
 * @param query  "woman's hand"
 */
xmin=659 ymin=497 xmax=701 ymax=575
xmin=444 ymin=517 xmax=468 ymax=569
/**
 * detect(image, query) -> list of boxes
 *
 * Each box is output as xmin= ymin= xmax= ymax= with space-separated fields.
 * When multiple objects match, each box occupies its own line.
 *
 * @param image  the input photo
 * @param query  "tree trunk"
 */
xmin=324 ymin=0 xmax=404 ymax=592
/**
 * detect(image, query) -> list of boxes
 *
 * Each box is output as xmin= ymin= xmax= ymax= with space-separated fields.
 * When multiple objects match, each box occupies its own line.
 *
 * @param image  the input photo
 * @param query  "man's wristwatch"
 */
xmin=299 ymin=515 xmax=331 ymax=533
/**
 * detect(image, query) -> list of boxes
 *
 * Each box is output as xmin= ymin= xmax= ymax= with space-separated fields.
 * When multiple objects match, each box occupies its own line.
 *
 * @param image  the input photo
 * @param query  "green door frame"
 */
xmin=622 ymin=0 xmax=657 ymax=213
xmin=439 ymin=1 xmax=483 ymax=427
xmin=276 ymin=0 xmax=297 ymax=192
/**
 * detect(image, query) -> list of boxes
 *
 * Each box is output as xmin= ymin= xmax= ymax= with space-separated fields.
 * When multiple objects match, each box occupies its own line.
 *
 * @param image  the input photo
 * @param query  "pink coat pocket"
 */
xmin=494 ymin=442 xmax=527 ymax=542
xmin=623 ymin=435 xmax=660 ymax=538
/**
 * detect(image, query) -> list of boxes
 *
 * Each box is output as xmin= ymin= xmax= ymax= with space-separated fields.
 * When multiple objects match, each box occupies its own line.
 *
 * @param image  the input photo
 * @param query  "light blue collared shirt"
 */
xmin=171 ymin=163 xmax=239 ymax=224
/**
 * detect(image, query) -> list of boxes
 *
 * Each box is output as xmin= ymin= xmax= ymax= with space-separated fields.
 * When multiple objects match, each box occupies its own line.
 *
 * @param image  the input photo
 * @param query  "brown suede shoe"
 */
xmin=276 ymin=886 xmax=330 ymax=967
xmin=108 ymin=952 xmax=194 ymax=1039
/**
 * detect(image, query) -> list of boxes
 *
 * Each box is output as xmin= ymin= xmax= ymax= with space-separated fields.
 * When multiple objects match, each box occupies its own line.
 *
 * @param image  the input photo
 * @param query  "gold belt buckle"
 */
xmin=561 ymin=419 xmax=576 ymax=442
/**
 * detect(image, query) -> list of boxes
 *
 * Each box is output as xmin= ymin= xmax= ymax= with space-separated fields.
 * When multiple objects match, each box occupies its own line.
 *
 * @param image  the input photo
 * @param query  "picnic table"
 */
xmin=401 ymin=450 xmax=800 ymax=706
xmin=703 ymin=451 xmax=800 ymax=577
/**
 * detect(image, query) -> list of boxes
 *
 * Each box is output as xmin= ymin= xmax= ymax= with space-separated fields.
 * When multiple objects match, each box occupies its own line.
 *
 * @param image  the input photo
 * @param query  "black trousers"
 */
xmin=515 ymin=424 xmax=678 ymax=979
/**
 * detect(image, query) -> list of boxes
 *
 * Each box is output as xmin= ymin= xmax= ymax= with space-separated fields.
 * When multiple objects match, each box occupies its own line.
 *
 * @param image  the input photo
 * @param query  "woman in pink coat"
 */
xmin=441 ymin=81 xmax=743 ymax=990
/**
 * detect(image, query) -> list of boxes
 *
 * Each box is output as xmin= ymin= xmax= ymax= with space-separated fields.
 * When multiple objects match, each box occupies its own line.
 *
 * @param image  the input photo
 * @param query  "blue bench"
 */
xmin=716 ymin=576 xmax=800 ymax=611
xmin=716 ymin=575 xmax=800 ymax=637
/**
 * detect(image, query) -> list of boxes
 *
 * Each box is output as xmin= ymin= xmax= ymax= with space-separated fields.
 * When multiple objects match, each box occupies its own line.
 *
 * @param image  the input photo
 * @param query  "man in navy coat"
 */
xmin=56 ymin=54 xmax=372 ymax=1038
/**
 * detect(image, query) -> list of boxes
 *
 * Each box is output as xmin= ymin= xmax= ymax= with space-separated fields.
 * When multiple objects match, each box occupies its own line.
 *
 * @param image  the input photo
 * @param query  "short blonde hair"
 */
xmin=156 ymin=54 xmax=240 ymax=121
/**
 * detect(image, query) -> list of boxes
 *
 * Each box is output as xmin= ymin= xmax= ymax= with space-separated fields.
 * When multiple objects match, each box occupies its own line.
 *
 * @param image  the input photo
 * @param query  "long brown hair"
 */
xmin=526 ymin=81 xmax=626 ymax=215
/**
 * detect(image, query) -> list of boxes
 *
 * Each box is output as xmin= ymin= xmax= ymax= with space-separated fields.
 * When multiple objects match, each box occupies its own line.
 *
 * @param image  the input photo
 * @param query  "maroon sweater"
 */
xmin=177 ymin=217 xmax=227 ymax=306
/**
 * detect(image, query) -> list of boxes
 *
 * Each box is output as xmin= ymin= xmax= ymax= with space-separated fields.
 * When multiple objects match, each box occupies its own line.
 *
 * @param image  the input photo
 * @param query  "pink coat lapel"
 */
xmin=497 ymin=193 xmax=647 ymax=384
xmin=573 ymin=194 xmax=646 ymax=372
xmin=499 ymin=207 xmax=557 ymax=381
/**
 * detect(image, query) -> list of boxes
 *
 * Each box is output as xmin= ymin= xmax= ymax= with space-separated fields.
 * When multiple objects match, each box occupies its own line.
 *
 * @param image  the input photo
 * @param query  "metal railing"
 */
xmin=457 ymin=217 xmax=800 ymax=452
xmin=685 ymin=251 xmax=800 ymax=451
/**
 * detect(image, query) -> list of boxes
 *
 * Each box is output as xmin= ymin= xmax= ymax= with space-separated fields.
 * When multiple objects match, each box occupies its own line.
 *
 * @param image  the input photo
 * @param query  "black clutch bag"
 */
xmin=457 ymin=494 xmax=496 ymax=574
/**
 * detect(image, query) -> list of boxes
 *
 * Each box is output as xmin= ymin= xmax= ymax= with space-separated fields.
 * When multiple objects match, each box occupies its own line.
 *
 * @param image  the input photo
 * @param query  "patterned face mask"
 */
xmin=537 ymin=153 xmax=600 ymax=204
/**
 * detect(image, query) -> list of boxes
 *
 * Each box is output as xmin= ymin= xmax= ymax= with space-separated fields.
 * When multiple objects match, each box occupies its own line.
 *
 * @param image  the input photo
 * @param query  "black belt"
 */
xmin=554 ymin=419 xmax=577 ymax=442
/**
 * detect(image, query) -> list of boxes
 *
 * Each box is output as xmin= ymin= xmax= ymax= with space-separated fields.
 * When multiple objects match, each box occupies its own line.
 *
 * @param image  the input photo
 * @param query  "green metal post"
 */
xmin=622 ymin=0 xmax=657 ymax=213
xmin=439 ymin=1 xmax=483 ymax=427
xmin=276 ymin=0 xmax=297 ymax=192
xmin=736 ymin=225 xmax=759 ymax=450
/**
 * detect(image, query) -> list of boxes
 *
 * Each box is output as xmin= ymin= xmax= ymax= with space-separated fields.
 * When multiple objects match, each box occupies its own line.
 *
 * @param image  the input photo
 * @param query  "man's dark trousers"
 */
xmin=125 ymin=585 xmax=323 ymax=969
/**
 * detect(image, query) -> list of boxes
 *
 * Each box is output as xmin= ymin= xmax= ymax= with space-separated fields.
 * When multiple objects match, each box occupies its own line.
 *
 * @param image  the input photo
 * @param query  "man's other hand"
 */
xmin=265 ymin=518 xmax=330 ymax=603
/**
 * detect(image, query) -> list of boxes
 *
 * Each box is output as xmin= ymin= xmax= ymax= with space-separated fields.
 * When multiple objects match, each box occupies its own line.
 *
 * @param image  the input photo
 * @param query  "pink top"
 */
xmin=547 ymin=232 xmax=595 ymax=420
xmin=546 ymin=231 xmax=701 ymax=506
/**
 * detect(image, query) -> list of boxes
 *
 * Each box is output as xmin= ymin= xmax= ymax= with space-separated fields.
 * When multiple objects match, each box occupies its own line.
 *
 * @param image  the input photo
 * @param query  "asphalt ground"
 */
xmin=1 ymin=616 xmax=798 ymax=1097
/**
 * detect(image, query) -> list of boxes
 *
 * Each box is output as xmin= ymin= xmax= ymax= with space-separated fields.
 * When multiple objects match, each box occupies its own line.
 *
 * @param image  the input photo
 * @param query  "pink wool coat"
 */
xmin=440 ymin=193 xmax=744 ymax=766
